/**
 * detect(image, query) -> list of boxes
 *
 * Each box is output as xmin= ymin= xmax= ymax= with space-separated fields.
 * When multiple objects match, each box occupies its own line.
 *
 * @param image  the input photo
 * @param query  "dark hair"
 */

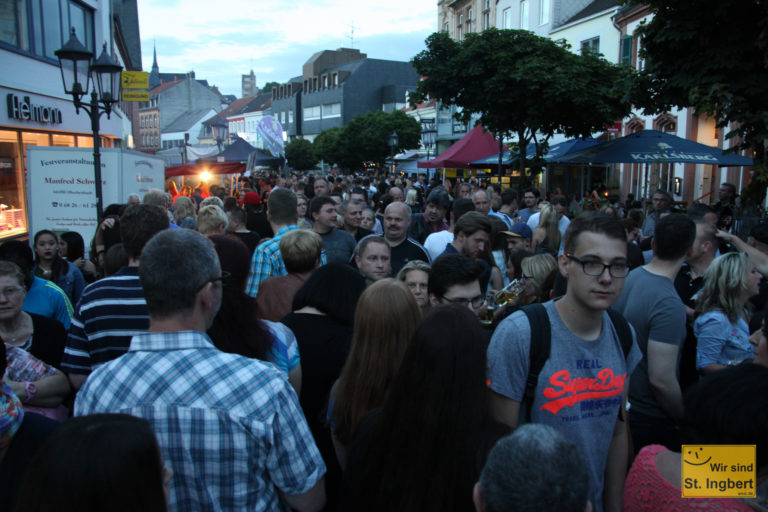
xmin=309 ymin=194 xmax=335 ymax=219
xmin=681 ymin=364 xmax=768 ymax=469
xmin=653 ymin=213 xmax=696 ymax=261
xmin=13 ymin=414 xmax=167 ymax=512
xmin=454 ymin=211 xmax=491 ymax=237
xmin=120 ymin=204 xmax=170 ymax=260
xmin=451 ymin=197 xmax=475 ymax=223
xmin=59 ymin=231 xmax=85 ymax=261
xmin=292 ymin=262 xmax=365 ymax=325
xmin=33 ymin=230 xmax=70 ymax=284
xmin=563 ymin=212 xmax=627 ymax=254
xmin=207 ymin=235 xmax=270 ymax=362
xmin=686 ymin=202 xmax=715 ymax=222
xmin=507 ymin=249 xmax=534 ymax=281
xmin=428 ymin=254 xmax=485 ymax=298
xmin=500 ymin=189 xmax=517 ymax=206
xmin=0 ymin=240 xmax=34 ymax=289
xmin=345 ymin=305 xmax=508 ymax=512
xmin=225 ymin=205 xmax=247 ymax=226
xmin=523 ymin=187 xmax=540 ymax=199
xmin=103 ymin=243 xmax=129 ymax=276
xmin=267 ymin=188 xmax=298 ymax=225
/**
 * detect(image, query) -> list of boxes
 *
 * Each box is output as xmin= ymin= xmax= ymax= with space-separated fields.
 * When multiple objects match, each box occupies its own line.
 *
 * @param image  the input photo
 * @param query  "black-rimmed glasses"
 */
xmin=196 ymin=271 xmax=231 ymax=292
xmin=441 ymin=294 xmax=486 ymax=309
xmin=566 ymin=254 xmax=629 ymax=278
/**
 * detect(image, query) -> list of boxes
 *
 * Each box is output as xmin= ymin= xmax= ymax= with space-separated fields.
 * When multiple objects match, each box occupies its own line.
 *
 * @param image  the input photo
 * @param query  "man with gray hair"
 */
xmin=474 ymin=424 xmax=591 ymax=512
xmin=75 ymin=229 xmax=326 ymax=512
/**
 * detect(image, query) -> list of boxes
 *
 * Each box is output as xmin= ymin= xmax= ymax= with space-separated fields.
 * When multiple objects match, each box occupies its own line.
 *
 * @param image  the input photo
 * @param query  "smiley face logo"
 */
xmin=683 ymin=447 xmax=712 ymax=466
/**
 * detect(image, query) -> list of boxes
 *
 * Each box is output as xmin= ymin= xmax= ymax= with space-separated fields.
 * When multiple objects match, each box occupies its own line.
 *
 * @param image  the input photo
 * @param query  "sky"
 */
xmin=137 ymin=0 xmax=437 ymax=97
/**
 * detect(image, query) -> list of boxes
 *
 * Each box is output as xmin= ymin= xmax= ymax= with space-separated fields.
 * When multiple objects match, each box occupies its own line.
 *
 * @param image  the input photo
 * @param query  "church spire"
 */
xmin=149 ymin=40 xmax=160 ymax=89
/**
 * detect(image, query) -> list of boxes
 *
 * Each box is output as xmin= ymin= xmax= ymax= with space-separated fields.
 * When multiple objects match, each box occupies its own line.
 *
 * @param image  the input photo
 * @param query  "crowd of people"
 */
xmin=1 ymin=170 xmax=767 ymax=512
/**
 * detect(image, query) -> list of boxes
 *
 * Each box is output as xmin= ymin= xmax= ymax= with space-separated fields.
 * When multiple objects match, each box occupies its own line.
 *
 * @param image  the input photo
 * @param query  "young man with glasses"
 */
xmin=428 ymin=254 xmax=486 ymax=316
xmin=612 ymin=213 xmax=696 ymax=457
xmin=487 ymin=213 xmax=641 ymax=512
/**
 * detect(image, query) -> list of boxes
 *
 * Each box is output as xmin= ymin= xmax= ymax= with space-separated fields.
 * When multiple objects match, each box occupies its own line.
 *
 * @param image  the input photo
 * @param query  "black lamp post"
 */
xmin=212 ymin=118 xmax=228 ymax=153
xmin=420 ymin=119 xmax=437 ymax=160
xmin=388 ymin=130 xmax=399 ymax=174
xmin=55 ymin=29 xmax=122 ymax=221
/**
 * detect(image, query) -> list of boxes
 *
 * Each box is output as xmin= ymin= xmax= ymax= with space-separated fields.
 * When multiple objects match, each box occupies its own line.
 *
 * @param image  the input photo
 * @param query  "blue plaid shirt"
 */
xmin=74 ymin=330 xmax=325 ymax=511
xmin=245 ymin=225 xmax=298 ymax=297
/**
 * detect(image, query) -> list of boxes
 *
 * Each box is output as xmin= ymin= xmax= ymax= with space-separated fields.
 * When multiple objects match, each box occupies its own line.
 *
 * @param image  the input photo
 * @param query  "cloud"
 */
xmin=138 ymin=0 xmax=435 ymax=95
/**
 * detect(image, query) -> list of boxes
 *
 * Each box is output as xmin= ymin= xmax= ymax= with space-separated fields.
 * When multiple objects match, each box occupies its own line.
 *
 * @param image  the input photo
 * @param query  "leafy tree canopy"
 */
xmin=631 ymin=0 xmax=768 ymax=203
xmin=315 ymin=110 xmax=421 ymax=171
xmin=411 ymin=29 xmax=634 ymax=174
xmin=260 ymin=81 xmax=281 ymax=94
xmin=284 ymin=138 xmax=316 ymax=171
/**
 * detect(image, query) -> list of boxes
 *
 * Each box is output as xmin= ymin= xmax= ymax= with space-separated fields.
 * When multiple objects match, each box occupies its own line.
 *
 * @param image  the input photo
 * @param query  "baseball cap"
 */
xmin=502 ymin=223 xmax=533 ymax=240
xmin=239 ymin=191 xmax=261 ymax=206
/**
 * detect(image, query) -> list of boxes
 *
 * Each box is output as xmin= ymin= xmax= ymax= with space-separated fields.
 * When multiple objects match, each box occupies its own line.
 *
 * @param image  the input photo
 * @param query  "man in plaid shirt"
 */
xmin=75 ymin=229 xmax=326 ymax=511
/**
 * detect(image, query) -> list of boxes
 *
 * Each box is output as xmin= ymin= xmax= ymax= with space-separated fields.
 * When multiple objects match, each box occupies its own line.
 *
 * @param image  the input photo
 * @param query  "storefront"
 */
xmin=0 ymin=85 xmax=122 ymax=242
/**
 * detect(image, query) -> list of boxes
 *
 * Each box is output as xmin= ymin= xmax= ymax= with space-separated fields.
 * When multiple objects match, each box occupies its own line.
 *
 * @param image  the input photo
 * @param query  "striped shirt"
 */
xmin=74 ymin=330 xmax=325 ymax=511
xmin=61 ymin=266 xmax=149 ymax=375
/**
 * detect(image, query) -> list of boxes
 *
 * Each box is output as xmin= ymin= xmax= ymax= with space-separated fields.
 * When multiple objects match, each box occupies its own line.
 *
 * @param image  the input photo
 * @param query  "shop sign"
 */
xmin=6 ymin=94 xmax=63 ymax=125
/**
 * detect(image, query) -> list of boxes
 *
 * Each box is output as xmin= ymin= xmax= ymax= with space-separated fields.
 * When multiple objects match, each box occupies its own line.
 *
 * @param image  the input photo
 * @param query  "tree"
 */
xmin=260 ymin=81 xmax=281 ymax=94
xmin=314 ymin=111 xmax=421 ymax=171
xmin=411 ymin=29 xmax=634 ymax=176
xmin=284 ymin=138 xmax=316 ymax=171
xmin=313 ymin=126 xmax=342 ymax=165
xmin=631 ymin=0 xmax=768 ymax=205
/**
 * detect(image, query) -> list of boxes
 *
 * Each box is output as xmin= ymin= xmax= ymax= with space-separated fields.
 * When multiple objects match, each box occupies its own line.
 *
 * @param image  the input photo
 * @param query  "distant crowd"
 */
xmin=1 ymin=170 xmax=767 ymax=512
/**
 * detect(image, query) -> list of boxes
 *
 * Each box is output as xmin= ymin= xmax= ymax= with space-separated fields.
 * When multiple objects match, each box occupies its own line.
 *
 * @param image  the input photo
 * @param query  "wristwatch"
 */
xmin=23 ymin=381 xmax=37 ymax=403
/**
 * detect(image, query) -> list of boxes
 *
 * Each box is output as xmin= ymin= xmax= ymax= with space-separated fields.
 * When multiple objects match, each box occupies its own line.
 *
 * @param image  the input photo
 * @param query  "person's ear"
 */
xmin=429 ymin=293 xmax=440 ymax=306
xmin=472 ymin=482 xmax=484 ymax=512
xmin=558 ymin=253 xmax=569 ymax=278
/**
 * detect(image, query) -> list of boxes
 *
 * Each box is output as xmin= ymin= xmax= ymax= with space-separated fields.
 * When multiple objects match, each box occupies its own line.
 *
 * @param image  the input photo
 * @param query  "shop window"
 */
xmin=0 ymin=130 xmax=28 ymax=238
xmin=77 ymin=135 xmax=92 ymax=147
xmin=52 ymin=134 xmax=75 ymax=147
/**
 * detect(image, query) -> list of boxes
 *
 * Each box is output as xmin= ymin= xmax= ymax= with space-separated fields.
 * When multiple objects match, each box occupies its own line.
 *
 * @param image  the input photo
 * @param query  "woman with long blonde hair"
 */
xmin=531 ymin=202 xmax=561 ymax=255
xmin=329 ymin=278 xmax=421 ymax=468
xmin=694 ymin=252 xmax=761 ymax=375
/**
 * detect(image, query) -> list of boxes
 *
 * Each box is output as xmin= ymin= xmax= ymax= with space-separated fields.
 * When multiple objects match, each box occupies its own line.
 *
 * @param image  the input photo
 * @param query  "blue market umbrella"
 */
xmin=469 ymin=138 xmax=603 ymax=167
xmin=553 ymin=130 xmax=753 ymax=166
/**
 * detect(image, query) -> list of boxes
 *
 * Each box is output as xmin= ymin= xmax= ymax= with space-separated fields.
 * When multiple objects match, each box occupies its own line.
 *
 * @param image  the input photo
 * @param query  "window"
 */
xmin=539 ymin=0 xmax=550 ymax=24
xmin=0 ymin=0 xmax=95 ymax=60
xmin=483 ymin=11 xmax=490 ymax=30
xmin=520 ymin=0 xmax=529 ymax=29
xmin=323 ymin=75 xmax=328 ymax=88
xmin=321 ymin=103 xmax=341 ymax=118
xmin=303 ymin=106 xmax=321 ymax=120
xmin=580 ymin=36 xmax=600 ymax=56
xmin=620 ymin=35 xmax=632 ymax=65
xmin=332 ymin=73 xmax=338 ymax=86
xmin=466 ymin=9 xmax=472 ymax=33
xmin=458 ymin=14 xmax=463 ymax=40
xmin=484 ymin=0 xmax=490 ymax=9
xmin=443 ymin=21 xmax=449 ymax=32
xmin=503 ymin=8 xmax=512 ymax=29
xmin=288 ymin=110 xmax=294 ymax=123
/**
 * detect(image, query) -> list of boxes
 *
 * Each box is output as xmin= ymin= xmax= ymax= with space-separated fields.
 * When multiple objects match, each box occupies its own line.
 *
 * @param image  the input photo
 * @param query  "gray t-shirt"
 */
xmin=612 ymin=267 xmax=686 ymax=419
xmin=319 ymin=229 xmax=357 ymax=264
xmin=487 ymin=300 xmax=641 ymax=512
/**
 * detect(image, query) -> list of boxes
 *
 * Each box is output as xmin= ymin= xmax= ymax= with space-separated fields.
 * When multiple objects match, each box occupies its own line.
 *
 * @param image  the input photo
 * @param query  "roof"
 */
xmin=561 ymin=0 xmax=620 ymax=26
xmin=150 ymin=79 xmax=182 ymax=95
xmin=164 ymin=108 xmax=216 ymax=133
xmin=203 ymin=93 xmax=272 ymax=124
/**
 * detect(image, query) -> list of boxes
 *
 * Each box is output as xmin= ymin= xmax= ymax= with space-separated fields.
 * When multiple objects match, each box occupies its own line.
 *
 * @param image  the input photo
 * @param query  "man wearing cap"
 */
xmin=503 ymin=224 xmax=533 ymax=254
xmin=408 ymin=189 xmax=451 ymax=244
xmin=242 ymin=191 xmax=273 ymax=239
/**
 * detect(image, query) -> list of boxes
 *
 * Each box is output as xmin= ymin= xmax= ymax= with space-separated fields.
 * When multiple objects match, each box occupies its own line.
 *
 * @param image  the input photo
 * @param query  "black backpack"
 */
xmin=520 ymin=303 xmax=633 ymax=422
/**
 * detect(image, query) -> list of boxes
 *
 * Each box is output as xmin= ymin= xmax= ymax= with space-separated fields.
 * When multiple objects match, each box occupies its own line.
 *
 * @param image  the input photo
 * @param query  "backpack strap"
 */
xmin=521 ymin=303 xmax=550 ymax=422
xmin=606 ymin=308 xmax=633 ymax=360
xmin=606 ymin=308 xmax=634 ymax=421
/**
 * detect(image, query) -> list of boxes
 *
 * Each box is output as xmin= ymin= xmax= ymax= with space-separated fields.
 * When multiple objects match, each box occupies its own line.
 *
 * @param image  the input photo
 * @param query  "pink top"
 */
xmin=624 ymin=444 xmax=753 ymax=511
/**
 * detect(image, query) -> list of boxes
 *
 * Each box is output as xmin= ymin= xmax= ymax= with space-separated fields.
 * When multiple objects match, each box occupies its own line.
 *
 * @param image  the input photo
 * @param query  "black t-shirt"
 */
xmin=231 ymin=230 xmax=261 ymax=255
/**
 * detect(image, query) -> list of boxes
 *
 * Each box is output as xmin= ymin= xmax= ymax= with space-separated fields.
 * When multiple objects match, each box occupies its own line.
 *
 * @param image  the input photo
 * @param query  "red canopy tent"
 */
xmin=165 ymin=161 xmax=245 ymax=178
xmin=417 ymin=124 xmax=504 ymax=169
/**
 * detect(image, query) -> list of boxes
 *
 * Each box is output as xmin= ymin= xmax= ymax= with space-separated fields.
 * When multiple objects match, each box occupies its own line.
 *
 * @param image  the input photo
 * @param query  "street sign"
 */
xmin=121 ymin=71 xmax=149 ymax=89
xmin=122 ymin=90 xmax=150 ymax=102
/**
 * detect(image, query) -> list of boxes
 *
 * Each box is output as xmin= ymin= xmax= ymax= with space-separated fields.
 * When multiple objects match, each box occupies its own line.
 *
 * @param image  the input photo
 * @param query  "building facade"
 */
xmin=0 ymin=0 xmax=139 ymax=242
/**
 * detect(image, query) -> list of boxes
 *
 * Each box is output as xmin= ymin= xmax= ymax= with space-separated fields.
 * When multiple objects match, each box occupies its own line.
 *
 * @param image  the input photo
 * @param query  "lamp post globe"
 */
xmin=54 ymin=28 xmax=93 ymax=105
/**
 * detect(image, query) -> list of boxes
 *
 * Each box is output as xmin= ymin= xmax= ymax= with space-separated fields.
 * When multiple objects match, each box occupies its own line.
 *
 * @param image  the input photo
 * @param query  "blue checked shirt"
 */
xmin=245 ymin=225 xmax=298 ymax=297
xmin=74 ymin=330 xmax=325 ymax=511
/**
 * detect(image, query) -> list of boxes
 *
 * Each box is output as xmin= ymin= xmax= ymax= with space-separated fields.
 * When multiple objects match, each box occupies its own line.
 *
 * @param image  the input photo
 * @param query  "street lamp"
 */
xmin=212 ymin=118 xmax=228 ymax=153
xmin=55 ymin=29 xmax=122 ymax=221
xmin=420 ymin=119 xmax=437 ymax=160
xmin=389 ymin=130 xmax=399 ymax=174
